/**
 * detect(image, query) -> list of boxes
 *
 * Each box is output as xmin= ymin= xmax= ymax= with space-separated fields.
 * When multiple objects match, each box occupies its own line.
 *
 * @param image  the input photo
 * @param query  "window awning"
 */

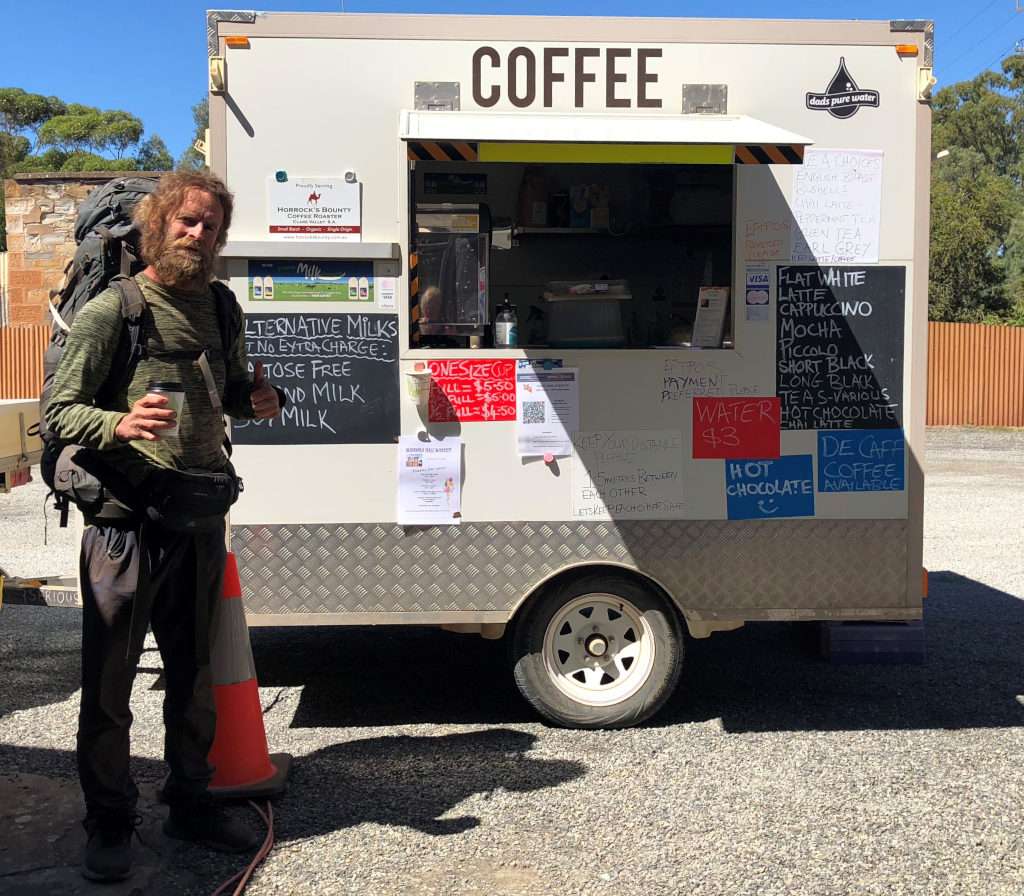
xmin=400 ymin=110 xmax=813 ymax=165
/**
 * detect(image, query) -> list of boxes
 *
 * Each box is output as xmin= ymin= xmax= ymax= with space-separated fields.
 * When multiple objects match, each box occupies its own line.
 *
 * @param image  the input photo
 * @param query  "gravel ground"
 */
xmin=1 ymin=428 xmax=1022 ymax=896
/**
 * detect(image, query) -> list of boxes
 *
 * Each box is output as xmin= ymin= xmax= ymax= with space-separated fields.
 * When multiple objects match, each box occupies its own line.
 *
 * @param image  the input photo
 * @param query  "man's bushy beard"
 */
xmin=152 ymin=237 xmax=214 ymax=291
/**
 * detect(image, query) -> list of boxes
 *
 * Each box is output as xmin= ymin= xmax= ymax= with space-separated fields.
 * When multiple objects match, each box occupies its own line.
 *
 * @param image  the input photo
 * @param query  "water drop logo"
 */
xmin=805 ymin=57 xmax=880 ymax=119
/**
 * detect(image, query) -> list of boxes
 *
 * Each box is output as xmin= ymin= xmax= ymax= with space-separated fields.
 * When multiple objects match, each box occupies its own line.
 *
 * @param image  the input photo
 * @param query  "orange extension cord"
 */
xmin=211 ymin=801 xmax=275 ymax=896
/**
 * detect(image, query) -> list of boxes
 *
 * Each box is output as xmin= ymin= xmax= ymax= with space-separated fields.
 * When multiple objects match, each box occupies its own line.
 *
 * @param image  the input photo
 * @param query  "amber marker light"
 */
xmin=225 ymin=36 xmax=251 ymax=49
xmin=896 ymin=44 xmax=919 ymax=57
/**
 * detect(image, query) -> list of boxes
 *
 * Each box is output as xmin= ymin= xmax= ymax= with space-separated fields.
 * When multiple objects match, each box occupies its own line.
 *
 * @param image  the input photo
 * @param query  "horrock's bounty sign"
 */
xmin=266 ymin=177 xmax=361 ymax=241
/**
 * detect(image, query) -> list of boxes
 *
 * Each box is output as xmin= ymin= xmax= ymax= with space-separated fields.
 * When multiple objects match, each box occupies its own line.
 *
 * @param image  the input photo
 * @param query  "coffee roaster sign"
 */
xmin=806 ymin=58 xmax=880 ymax=120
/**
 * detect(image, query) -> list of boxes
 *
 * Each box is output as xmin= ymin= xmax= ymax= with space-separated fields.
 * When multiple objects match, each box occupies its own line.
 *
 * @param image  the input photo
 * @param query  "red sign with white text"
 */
xmin=428 ymin=359 xmax=517 ymax=422
xmin=692 ymin=397 xmax=781 ymax=459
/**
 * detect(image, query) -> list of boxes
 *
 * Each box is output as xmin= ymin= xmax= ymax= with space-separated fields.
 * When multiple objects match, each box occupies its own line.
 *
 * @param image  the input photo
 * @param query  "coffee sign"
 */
xmin=471 ymin=46 xmax=664 ymax=109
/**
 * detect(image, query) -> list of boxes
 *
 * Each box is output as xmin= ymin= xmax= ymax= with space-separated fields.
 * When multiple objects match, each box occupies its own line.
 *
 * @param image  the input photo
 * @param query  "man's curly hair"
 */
xmin=134 ymin=171 xmax=234 ymax=266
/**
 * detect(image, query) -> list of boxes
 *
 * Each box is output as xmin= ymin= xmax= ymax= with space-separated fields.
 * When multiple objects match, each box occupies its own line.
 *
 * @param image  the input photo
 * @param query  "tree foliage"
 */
xmin=177 ymin=97 xmax=209 ymax=170
xmin=930 ymin=56 xmax=1024 ymax=325
xmin=0 ymin=87 xmax=174 ymax=250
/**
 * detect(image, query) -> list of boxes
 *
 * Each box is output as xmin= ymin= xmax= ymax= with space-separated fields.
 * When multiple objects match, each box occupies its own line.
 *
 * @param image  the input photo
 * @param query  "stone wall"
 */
xmin=2 ymin=172 xmax=168 ymax=327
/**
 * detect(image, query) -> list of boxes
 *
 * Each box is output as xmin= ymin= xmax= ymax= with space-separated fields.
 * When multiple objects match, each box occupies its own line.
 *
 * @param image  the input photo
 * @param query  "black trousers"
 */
xmin=77 ymin=520 xmax=226 ymax=816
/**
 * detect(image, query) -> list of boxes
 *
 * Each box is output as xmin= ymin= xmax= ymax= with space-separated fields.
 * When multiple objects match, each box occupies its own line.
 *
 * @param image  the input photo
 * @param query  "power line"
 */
xmin=982 ymin=41 xmax=1020 ymax=73
xmin=945 ymin=0 xmax=1003 ymax=45
xmin=944 ymin=10 xmax=1021 ymax=73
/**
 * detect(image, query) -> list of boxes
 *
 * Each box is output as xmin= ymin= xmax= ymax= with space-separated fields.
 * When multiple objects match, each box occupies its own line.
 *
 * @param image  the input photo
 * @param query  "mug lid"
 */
xmin=148 ymin=381 xmax=184 ymax=391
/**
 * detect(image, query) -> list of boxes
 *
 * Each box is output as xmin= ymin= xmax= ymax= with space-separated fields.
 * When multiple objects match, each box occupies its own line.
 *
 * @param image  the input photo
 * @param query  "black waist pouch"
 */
xmin=140 ymin=463 xmax=243 ymax=532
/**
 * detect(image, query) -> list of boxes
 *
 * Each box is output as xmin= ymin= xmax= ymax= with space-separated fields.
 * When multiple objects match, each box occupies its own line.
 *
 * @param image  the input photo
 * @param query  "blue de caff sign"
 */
xmin=725 ymin=455 xmax=815 ymax=520
xmin=818 ymin=430 xmax=905 ymax=492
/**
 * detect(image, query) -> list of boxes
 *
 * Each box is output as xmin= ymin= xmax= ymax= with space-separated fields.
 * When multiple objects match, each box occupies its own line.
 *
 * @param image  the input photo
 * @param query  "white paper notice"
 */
xmin=266 ymin=177 xmax=361 ymax=242
xmin=378 ymin=277 xmax=397 ymax=310
xmin=791 ymin=149 xmax=883 ymax=264
xmin=571 ymin=429 xmax=685 ymax=520
xmin=397 ymin=436 xmax=462 ymax=525
xmin=692 ymin=287 xmax=730 ymax=347
xmin=516 ymin=367 xmax=579 ymax=457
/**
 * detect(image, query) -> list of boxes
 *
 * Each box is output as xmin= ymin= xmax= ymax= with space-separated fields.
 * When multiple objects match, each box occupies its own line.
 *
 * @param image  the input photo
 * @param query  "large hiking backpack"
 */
xmin=39 ymin=176 xmax=159 ymax=441
xmin=37 ymin=176 xmax=242 ymax=526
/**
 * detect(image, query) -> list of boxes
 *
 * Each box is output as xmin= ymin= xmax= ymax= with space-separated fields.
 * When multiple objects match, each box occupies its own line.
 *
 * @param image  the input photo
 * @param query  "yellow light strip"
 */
xmin=477 ymin=142 xmax=734 ymax=165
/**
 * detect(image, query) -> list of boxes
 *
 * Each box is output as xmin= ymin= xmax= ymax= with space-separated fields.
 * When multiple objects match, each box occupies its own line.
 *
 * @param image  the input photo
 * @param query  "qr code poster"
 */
xmin=521 ymin=401 xmax=546 ymax=425
xmin=516 ymin=368 xmax=580 ymax=458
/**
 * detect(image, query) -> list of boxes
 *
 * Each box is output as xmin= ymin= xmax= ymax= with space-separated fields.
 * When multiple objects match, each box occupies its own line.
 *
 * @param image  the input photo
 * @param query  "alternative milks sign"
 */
xmin=266 ymin=177 xmax=361 ymax=241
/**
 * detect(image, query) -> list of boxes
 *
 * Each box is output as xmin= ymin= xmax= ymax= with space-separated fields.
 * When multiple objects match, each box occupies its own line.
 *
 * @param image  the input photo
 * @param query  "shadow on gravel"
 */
xmin=250 ymin=625 xmax=536 ymax=727
xmin=248 ymin=572 xmax=1024 ymax=733
xmin=0 ymin=730 xmax=584 ymax=894
xmin=273 ymin=728 xmax=585 ymax=841
xmin=660 ymin=571 xmax=1024 ymax=733
xmin=0 ymin=607 xmax=81 ymax=719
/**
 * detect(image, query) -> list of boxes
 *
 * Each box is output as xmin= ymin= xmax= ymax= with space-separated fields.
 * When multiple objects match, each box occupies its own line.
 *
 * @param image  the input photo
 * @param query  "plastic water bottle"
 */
xmin=495 ymin=294 xmax=518 ymax=347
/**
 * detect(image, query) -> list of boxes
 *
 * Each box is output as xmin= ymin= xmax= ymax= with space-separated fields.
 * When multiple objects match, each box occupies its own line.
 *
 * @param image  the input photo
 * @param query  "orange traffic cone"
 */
xmin=207 ymin=551 xmax=291 ymax=799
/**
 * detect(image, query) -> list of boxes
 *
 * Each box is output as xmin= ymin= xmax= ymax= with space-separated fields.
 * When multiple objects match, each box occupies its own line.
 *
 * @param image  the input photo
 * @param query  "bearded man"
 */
xmin=46 ymin=172 xmax=282 ymax=882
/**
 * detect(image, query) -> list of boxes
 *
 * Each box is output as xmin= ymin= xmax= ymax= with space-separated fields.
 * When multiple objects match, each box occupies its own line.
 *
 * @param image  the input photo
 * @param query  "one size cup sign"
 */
xmin=805 ymin=58 xmax=880 ymax=120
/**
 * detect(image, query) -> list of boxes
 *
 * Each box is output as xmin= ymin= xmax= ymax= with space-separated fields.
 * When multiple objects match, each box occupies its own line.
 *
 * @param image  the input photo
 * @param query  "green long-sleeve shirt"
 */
xmin=46 ymin=273 xmax=255 ymax=485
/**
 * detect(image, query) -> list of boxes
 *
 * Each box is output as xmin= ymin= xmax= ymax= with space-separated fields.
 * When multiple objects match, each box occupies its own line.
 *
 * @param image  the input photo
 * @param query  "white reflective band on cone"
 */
xmin=210 ymin=595 xmax=257 ymax=686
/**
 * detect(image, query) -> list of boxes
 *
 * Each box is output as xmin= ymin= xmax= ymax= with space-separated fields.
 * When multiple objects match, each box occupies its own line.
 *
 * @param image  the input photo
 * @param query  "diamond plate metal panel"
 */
xmin=234 ymin=519 xmax=909 ymax=618
xmin=891 ymin=19 xmax=934 ymax=67
xmin=208 ymin=10 xmax=257 ymax=57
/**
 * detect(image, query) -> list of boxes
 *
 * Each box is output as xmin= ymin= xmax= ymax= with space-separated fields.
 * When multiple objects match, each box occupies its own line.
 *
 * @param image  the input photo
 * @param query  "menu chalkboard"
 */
xmin=777 ymin=266 xmax=904 ymax=430
xmin=233 ymin=312 xmax=399 ymax=445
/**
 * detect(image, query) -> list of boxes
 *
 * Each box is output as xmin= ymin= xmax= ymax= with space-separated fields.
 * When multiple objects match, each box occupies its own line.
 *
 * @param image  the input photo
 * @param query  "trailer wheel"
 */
xmin=511 ymin=573 xmax=683 ymax=729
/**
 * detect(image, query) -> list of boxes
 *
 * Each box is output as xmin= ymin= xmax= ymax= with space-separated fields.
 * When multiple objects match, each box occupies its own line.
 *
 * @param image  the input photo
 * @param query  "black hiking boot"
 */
xmin=163 ymin=799 xmax=260 ymax=853
xmin=81 ymin=811 xmax=141 ymax=882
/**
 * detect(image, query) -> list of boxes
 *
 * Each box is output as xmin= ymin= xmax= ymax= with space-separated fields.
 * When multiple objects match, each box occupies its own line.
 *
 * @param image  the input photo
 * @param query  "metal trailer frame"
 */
xmin=203 ymin=13 xmax=932 ymax=723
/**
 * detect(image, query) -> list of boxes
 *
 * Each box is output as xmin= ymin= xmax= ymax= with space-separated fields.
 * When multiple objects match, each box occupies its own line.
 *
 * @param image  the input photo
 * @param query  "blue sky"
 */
xmin=3 ymin=0 xmax=1020 ymax=160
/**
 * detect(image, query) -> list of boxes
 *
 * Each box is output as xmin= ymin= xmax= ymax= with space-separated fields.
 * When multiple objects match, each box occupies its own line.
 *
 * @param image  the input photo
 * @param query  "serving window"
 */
xmin=409 ymin=160 xmax=735 ymax=351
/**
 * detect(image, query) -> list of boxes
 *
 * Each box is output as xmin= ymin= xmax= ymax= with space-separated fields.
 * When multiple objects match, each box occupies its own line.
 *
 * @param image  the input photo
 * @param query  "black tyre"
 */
xmin=511 ymin=573 xmax=684 ymax=729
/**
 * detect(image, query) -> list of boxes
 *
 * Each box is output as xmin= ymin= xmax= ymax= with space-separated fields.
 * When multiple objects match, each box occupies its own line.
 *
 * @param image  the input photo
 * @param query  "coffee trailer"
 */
xmin=207 ymin=11 xmax=933 ymax=727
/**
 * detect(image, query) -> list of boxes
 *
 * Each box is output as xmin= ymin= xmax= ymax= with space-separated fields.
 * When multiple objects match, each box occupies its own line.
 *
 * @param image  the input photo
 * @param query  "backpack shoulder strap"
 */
xmin=207 ymin=280 xmax=241 ymax=458
xmin=95 ymin=276 xmax=148 ymax=406
xmin=209 ymin=280 xmax=240 ymax=356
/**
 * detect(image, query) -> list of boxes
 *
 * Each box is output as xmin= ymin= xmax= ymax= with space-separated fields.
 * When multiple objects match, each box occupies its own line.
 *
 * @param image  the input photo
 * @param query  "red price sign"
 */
xmin=692 ymin=397 xmax=781 ymax=459
xmin=428 ymin=359 xmax=517 ymax=423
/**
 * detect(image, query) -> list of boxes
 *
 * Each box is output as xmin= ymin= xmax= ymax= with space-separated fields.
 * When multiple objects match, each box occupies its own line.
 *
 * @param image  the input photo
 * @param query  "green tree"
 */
xmin=933 ymin=69 xmax=1023 ymax=178
xmin=0 ymin=88 xmax=177 ymax=249
xmin=0 ymin=88 xmax=66 ymax=139
xmin=930 ymin=56 xmax=1024 ymax=324
xmin=37 ymin=107 xmax=144 ymax=158
xmin=177 ymin=97 xmax=208 ymax=170
xmin=930 ymin=148 xmax=1019 ymax=322
xmin=136 ymin=135 xmax=174 ymax=171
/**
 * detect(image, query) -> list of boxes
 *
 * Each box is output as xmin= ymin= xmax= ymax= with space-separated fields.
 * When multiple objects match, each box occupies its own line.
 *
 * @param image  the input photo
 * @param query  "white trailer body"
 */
xmin=208 ymin=12 xmax=932 ymax=726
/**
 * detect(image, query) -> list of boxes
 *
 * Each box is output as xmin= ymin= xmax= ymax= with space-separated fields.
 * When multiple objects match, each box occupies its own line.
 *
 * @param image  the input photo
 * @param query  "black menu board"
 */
xmin=233 ymin=312 xmax=399 ymax=445
xmin=776 ymin=266 xmax=905 ymax=430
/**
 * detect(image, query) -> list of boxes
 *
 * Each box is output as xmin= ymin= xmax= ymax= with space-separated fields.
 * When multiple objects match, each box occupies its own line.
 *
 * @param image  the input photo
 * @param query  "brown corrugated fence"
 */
xmin=928 ymin=322 xmax=1024 ymax=427
xmin=1 ymin=320 xmax=1023 ymax=424
xmin=0 ymin=325 xmax=48 ymax=399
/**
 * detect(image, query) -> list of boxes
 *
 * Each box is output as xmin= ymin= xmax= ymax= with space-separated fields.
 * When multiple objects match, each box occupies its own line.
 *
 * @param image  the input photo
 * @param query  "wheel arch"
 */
xmin=510 ymin=562 xmax=684 ymax=630
xmin=508 ymin=562 xmax=744 ymax=640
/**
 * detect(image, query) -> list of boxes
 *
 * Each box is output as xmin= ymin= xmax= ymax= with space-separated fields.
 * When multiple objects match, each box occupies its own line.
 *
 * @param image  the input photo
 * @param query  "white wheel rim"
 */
xmin=542 ymin=592 xmax=656 ymax=707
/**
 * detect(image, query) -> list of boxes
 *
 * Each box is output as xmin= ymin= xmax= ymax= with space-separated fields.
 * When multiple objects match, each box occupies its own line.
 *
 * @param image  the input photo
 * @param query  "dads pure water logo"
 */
xmin=805 ymin=58 xmax=880 ymax=120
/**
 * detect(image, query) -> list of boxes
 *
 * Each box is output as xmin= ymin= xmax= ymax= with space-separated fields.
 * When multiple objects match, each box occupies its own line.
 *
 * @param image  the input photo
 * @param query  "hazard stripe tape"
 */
xmin=735 ymin=144 xmax=805 ymax=164
xmin=406 ymin=141 xmax=479 ymax=162
xmin=409 ymin=253 xmax=421 ymax=345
